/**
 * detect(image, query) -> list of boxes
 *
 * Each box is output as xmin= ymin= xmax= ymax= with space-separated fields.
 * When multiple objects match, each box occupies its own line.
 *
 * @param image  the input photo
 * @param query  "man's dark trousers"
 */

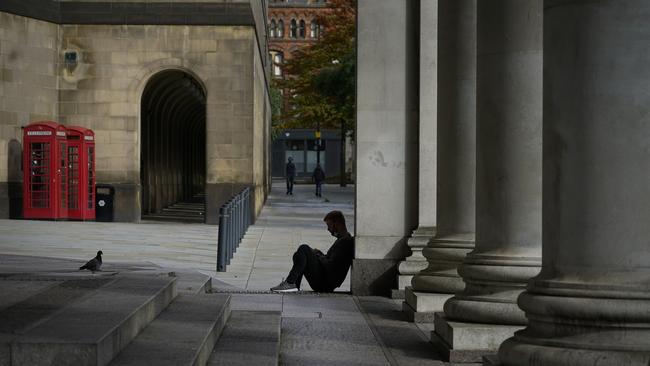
xmin=286 ymin=176 xmax=294 ymax=194
xmin=286 ymin=244 xmax=333 ymax=292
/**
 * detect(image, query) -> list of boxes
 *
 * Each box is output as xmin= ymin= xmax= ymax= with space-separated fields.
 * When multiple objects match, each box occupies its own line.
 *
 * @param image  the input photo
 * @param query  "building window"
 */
xmin=272 ymin=52 xmax=284 ymax=77
xmin=299 ymin=20 xmax=306 ymax=39
xmin=310 ymin=20 xmax=319 ymax=39
xmin=270 ymin=19 xmax=277 ymax=38
xmin=278 ymin=19 xmax=284 ymax=38
xmin=290 ymin=19 xmax=297 ymax=38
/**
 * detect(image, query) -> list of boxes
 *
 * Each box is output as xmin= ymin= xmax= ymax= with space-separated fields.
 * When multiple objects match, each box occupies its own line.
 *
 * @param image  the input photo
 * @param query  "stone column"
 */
xmin=404 ymin=0 xmax=476 ymax=323
xmin=429 ymin=0 xmax=543 ymax=362
xmin=354 ymin=0 xmax=420 ymax=296
xmin=498 ymin=1 xmax=650 ymax=365
xmin=394 ymin=0 xmax=438 ymax=300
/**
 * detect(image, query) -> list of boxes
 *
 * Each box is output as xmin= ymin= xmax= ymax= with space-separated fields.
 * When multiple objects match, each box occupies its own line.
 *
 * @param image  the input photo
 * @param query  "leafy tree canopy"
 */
xmin=272 ymin=0 xmax=356 ymax=135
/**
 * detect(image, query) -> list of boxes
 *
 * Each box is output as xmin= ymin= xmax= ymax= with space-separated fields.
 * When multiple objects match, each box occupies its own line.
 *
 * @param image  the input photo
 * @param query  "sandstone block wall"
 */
xmin=0 ymin=7 xmax=271 ymax=222
xmin=0 ymin=13 xmax=59 ymax=218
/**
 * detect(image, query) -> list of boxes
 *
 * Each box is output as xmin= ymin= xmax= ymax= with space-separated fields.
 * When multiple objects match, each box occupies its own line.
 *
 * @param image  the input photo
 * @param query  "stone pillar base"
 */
xmin=351 ymin=258 xmax=398 ymax=296
xmin=482 ymin=354 xmax=500 ymax=365
xmin=431 ymin=312 xmax=523 ymax=363
xmin=402 ymin=286 xmax=452 ymax=323
xmin=391 ymin=274 xmax=418 ymax=299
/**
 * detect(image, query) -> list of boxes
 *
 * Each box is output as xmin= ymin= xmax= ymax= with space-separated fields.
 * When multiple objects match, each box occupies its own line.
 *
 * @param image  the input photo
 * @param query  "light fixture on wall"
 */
xmin=64 ymin=50 xmax=78 ymax=73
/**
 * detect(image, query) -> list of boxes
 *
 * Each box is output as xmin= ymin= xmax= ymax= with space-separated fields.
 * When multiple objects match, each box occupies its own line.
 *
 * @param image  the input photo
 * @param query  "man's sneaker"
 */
xmin=270 ymin=280 xmax=299 ymax=292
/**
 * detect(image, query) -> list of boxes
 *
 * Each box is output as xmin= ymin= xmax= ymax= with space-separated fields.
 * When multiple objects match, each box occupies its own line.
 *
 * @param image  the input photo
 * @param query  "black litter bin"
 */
xmin=95 ymin=184 xmax=115 ymax=222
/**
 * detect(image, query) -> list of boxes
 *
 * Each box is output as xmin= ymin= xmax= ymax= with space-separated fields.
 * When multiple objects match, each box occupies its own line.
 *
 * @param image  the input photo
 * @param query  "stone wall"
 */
xmin=0 ymin=13 xmax=60 ymax=218
xmin=252 ymin=38 xmax=271 ymax=220
xmin=0 ymin=3 xmax=271 ymax=222
xmin=59 ymin=24 xmax=260 ymax=222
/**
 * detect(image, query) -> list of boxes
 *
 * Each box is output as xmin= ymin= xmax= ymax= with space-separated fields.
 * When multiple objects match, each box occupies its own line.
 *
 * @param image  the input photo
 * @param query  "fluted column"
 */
xmin=404 ymin=0 xmax=476 ymax=322
xmin=395 ymin=0 xmax=438 ymax=299
xmin=498 ymin=1 xmax=650 ymax=365
xmin=429 ymin=0 xmax=543 ymax=361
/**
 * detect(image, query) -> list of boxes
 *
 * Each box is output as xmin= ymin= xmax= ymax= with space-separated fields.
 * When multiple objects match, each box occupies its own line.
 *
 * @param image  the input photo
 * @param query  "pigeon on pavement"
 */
xmin=79 ymin=250 xmax=103 ymax=272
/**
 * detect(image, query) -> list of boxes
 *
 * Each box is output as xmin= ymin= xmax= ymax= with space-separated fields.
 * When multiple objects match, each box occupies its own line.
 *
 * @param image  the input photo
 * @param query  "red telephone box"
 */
xmin=66 ymin=126 xmax=96 ymax=220
xmin=23 ymin=121 xmax=69 ymax=220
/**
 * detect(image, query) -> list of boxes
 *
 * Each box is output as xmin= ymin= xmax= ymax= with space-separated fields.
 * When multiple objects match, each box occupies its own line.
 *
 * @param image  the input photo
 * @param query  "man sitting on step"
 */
xmin=271 ymin=210 xmax=354 ymax=293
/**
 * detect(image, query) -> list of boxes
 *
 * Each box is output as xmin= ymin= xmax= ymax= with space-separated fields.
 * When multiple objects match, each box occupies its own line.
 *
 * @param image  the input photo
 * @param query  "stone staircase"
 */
xmin=0 ymin=272 xmax=283 ymax=366
xmin=142 ymin=194 xmax=206 ymax=223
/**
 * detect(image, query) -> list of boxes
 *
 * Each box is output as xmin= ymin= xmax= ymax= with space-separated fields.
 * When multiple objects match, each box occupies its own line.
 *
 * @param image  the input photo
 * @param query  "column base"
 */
xmin=482 ymin=354 xmax=500 ymax=365
xmin=402 ymin=286 xmax=453 ymax=322
xmin=398 ymin=274 xmax=413 ymax=289
xmin=351 ymin=258 xmax=398 ymax=296
xmin=431 ymin=312 xmax=523 ymax=363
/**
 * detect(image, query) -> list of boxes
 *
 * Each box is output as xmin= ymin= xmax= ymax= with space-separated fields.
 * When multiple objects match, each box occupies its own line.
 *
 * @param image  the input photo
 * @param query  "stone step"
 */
xmin=109 ymin=294 xmax=231 ymax=366
xmin=207 ymin=310 xmax=281 ymax=366
xmin=141 ymin=214 xmax=205 ymax=224
xmin=173 ymin=272 xmax=213 ymax=294
xmin=3 ymin=275 xmax=177 ymax=366
xmin=156 ymin=208 xmax=204 ymax=214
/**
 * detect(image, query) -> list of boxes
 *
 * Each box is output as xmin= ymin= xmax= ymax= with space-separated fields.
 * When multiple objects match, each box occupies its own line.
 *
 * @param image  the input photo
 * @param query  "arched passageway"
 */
xmin=140 ymin=70 xmax=206 ymax=221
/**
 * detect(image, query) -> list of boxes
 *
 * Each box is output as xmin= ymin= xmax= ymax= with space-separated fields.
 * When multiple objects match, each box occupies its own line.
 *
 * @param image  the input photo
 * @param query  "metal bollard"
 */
xmin=216 ymin=187 xmax=255 ymax=272
xmin=217 ymin=207 xmax=228 ymax=272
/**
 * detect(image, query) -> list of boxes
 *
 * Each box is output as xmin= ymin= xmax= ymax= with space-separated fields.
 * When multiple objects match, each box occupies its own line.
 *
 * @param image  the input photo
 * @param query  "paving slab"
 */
xmin=110 ymin=293 xmax=230 ymax=366
xmin=208 ymin=310 xmax=281 ymax=366
xmin=279 ymin=295 xmax=389 ymax=366
xmin=355 ymin=297 xmax=445 ymax=366
xmin=0 ymin=280 xmax=61 ymax=311
xmin=6 ymin=275 xmax=176 ymax=366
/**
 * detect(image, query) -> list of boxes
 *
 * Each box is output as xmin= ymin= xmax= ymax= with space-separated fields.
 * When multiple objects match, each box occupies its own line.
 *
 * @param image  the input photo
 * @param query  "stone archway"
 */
xmin=140 ymin=69 xmax=206 ymax=222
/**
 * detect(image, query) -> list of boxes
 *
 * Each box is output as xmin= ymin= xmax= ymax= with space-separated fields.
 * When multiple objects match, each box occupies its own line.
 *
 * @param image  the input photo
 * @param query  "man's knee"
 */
xmin=296 ymin=244 xmax=311 ymax=253
xmin=293 ymin=244 xmax=311 ymax=260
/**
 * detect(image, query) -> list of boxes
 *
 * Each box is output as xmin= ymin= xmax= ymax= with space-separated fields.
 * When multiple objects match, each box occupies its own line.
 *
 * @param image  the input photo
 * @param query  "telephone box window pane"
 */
xmin=87 ymin=147 xmax=94 ymax=209
xmin=30 ymin=142 xmax=50 ymax=208
xmin=60 ymin=143 xmax=67 ymax=209
xmin=68 ymin=146 xmax=79 ymax=209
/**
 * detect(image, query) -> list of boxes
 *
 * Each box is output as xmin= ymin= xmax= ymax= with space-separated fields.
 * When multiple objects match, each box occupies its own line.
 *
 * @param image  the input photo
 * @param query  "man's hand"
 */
xmin=313 ymin=248 xmax=324 ymax=256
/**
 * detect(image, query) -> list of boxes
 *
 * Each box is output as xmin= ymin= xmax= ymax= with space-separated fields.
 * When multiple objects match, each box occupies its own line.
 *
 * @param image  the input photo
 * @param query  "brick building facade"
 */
xmin=268 ymin=0 xmax=329 ymax=78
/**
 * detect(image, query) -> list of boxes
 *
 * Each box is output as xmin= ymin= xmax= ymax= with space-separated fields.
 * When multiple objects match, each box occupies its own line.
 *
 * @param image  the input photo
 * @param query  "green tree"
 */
xmin=273 ymin=0 xmax=356 ymax=136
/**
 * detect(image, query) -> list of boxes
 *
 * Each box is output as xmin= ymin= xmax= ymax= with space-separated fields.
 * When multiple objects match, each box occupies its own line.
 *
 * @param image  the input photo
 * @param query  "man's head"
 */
xmin=288 ymin=157 xmax=293 ymax=162
xmin=324 ymin=210 xmax=348 ymax=238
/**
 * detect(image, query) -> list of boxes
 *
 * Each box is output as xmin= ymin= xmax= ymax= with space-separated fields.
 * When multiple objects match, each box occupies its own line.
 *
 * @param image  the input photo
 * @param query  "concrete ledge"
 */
xmin=431 ymin=312 xmax=523 ymax=363
xmin=402 ymin=287 xmax=452 ymax=322
xmin=431 ymin=331 xmax=488 ymax=363
xmin=111 ymin=293 xmax=231 ymax=366
xmin=208 ymin=310 xmax=281 ymax=366
xmin=174 ymin=272 xmax=213 ymax=294
xmin=8 ymin=275 xmax=177 ymax=366
xmin=402 ymin=301 xmax=436 ymax=323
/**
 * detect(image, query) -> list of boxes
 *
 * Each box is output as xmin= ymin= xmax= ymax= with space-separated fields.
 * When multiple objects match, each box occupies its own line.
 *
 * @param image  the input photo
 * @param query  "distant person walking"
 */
xmin=286 ymin=156 xmax=296 ymax=195
xmin=312 ymin=163 xmax=325 ymax=197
